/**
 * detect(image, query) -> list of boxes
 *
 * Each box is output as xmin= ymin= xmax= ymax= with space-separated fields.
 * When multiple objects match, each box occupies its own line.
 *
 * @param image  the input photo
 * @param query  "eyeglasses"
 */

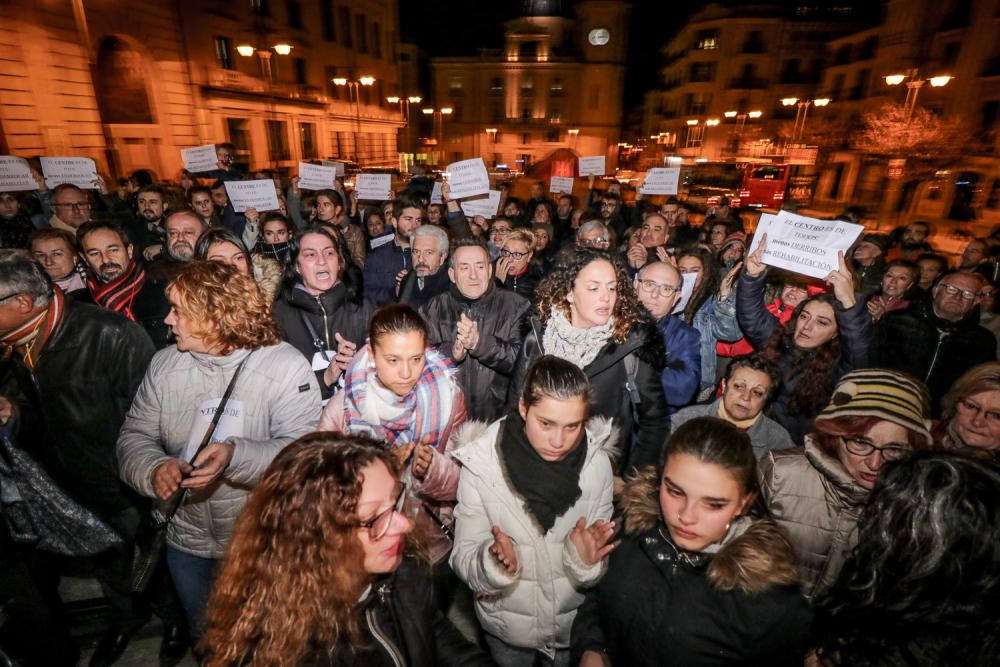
xmin=955 ymin=398 xmax=1000 ymax=424
xmin=841 ymin=436 xmax=911 ymax=462
xmin=937 ymin=283 xmax=979 ymax=300
xmin=0 ymin=292 xmax=22 ymax=303
xmin=491 ymin=227 xmax=512 ymax=235
xmin=637 ymin=279 xmax=681 ymax=296
xmin=500 ymin=249 xmax=529 ymax=259
xmin=54 ymin=202 xmax=92 ymax=210
xmin=581 ymin=237 xmax=609 ymax=247
xmin=359 ymin=483 xmax=407 ymax=541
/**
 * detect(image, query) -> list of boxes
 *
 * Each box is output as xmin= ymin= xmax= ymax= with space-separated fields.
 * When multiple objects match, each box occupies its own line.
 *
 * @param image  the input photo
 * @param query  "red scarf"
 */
xmin=0 ymin=287 xmax=65 ymax=369
xmin=87 ymin=260 xmax=146 ymax=321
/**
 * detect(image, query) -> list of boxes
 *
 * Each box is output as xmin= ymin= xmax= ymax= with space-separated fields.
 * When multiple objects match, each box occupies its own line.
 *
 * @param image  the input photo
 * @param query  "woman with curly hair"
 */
xmin=117 ymin=261 xmax=322 ymax=643
xmin=200 ymin=433 xmax=493 ymax=667
xmin=759 ymin=368 xmax=933 ymax=599
xmin=507 ymin=248 xmax=668 ymax=473
xmin=811 ymin=452 xmax=1000 ymax=666
xmin=736 ymin=237 xmax=873 ymax=442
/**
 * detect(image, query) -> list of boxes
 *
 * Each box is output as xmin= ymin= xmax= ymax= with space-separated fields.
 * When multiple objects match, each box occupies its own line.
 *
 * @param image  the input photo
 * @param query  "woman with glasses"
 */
xmin=199 ymin=433 xmax=493 ymax=667
xmin=759 ymin=369 xmax=933 ymax=599
xmin=933 ymin=361 xmax=1000 ymax=452
xmin=495 ymin=229 xmax=544 ymax=298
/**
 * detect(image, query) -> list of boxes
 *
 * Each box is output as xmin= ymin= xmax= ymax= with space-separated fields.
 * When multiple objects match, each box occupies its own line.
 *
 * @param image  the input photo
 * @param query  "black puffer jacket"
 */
xmin=420 ymin=283 xmax=530 ymax=422
xmin=506 ymin=316 xmax=667 ymax=472
xmin=314 ymin=556 xmax=495 ymax=667
xmin=570 ymin=468 xmax=811 ymax=667
xmin=273 ymin=281 xmax=374 ymax=398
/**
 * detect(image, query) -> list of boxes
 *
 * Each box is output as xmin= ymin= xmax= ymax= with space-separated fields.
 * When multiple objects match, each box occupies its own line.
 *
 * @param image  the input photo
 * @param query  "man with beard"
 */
xmin=397 ymin=225 xmax=450 ymax=309
xmin=126 ymin=185 xmax=170 ymax=260
xmin=888 ymin=221 xmax=933 ymax=261
xmin=363 ymin=198 xmax=424 ymax=305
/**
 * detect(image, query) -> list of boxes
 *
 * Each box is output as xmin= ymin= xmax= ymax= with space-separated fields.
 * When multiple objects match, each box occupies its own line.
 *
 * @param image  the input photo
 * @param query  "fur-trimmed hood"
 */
xmin=251 ymin=253 xmax=283 ymax=302
xmin=620 ymin=466 xmax=801 ymax=595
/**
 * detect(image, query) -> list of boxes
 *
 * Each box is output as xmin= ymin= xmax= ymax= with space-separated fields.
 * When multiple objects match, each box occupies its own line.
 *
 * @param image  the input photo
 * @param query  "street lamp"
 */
xmin=238 ymin=43 xmax=294 ymax=166
xmin=386 ymin=95 xmax=423 ymax=160
xmin=781 ymin=97 xmax=832 ymax=142
xmin=421 ymin=107 xmax=454 ymax=158
xmin=884 ymin=70 xmax=953 ymax=120
xmin=334 ymin=76 xmax=377 ymax=163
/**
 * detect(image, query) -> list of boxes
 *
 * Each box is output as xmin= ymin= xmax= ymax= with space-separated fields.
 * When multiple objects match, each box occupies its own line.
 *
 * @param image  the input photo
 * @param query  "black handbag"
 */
xmin=130 ymin=355 xmax=248 ymax=592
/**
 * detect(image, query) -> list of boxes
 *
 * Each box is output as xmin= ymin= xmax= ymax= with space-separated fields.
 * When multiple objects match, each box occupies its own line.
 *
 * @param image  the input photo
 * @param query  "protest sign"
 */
xmin=550 ymin=176 xmax=574 ymax=194
xmin=224 ymin=179 xmax=280 ymax=213
xmin=181 ymin=144 xmax=218 ymax=172
xmin=748 ymin=211 xmax=863 ymax=280
xmin=321 ymin=160 xmax=346 ymax=178
xmin=578 ymin=156 xmax=606 ymax=177
xmin=430 ymin=181 xmax=443 ymax=204
xmin=0 ymin=156 xmax=36 ymax=193
xmin=355 ymin=173 xmax=392 ymax=201
xmin=445 ymin=158 xmax=490 ymax=199
xmin=41 ymin=157 xmax=99 ymax=189
xmin=298 ymin=162 xmax=337 ymax=191
xmin=460 ymin=190 xmax=501 ymax=219
xmin=638 ymin=168 xmax=680 ymax=196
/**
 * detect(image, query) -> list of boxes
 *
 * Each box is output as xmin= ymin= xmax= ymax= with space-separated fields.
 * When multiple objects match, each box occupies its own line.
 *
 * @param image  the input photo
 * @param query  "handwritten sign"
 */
xmin=321 ymin=160 xmax=346 ymax=178
xmin=748 ymin=211 xmax=863 ymax=279
xmin=298 ymin=162 xmax=337 ymax=191
xmin=430 ymin=181 xmax=443 ymax=204
xmin=181 ymin=144 xmax=218 ymax=172
xmin=460 ymin=190 xmax=502 ymax=219
xmin=40 ymin=157 xmax=98 ymax=189
xmin=550 ymin=176 xmax=574 ymax=195
xmin=445 ymin=158 xmax=490 ymax=199
xmin=0 ymin=156 xmax=36 ymax=193
xmin=355 ymin=174 xmax=392 ymax=201
xmin=578 ymin=156 xmax=606 ymax=177
xmin=224 ymin=179 xmax=280 ymax=213
xmin=639 ymin=168 xmax=680 ymax=196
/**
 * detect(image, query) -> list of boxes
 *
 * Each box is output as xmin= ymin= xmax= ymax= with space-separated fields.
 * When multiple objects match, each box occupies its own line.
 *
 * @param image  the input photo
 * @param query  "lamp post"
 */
xmin=722 ymin=110 xmax=763 ymax=156
xmin=386 ymin=95 xmax=422 ymax=161
xmin=237 ymin=43 xmax=293 ymax=166
xmin=884 ymin=70 xmax=952 ymax=121
xmin=334 ymin=76 xmax=376 ymax=163
xmin=421 ymin=107 xmax=453 ymax=161
xmin=780 ymin=97 xmax=831 ymax=143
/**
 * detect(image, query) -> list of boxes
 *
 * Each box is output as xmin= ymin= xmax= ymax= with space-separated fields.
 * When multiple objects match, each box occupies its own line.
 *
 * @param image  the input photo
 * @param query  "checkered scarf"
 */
xmin=343 ymin=344 xmax=456 ymax=449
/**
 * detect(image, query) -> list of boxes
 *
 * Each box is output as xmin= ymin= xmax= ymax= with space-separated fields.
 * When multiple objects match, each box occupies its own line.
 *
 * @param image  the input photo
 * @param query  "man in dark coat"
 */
xmin=363 ymin=198 xmax=423 ymax=305
xmin=398 ymin=225 xmax=451 ymax=310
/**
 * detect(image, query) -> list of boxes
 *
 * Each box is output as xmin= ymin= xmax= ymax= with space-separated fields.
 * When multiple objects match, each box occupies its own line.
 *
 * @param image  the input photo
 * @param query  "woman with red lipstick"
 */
xmin=451 ymin=356 xmax=617 ymax=667
xmin=200 ymin=433 xmax=494 ymax=667
xmin=571 ymin=417 xmax=810 ymax=666
xmin=759 ymin=368 xmax=933 ymax=599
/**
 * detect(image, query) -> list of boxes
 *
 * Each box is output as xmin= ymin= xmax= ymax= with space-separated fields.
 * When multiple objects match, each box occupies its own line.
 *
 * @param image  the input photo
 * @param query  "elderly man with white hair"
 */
xmin=397 ymin=224 xmax=451 ymax=309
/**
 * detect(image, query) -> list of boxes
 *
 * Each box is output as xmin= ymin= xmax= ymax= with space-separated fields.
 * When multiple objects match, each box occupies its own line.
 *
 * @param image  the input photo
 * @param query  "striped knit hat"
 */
xmin=815 ymin=369 xmax=932 ymax=444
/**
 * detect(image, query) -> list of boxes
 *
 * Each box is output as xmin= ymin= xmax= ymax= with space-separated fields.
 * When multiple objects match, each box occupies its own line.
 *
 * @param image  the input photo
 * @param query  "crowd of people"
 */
xmin=0 ymin=147 xmax=998 ymax=667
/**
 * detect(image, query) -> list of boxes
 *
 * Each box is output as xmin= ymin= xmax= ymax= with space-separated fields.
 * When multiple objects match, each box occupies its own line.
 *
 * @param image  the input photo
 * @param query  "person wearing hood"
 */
xmin=715 ymin=231 xmax=746 ymax=277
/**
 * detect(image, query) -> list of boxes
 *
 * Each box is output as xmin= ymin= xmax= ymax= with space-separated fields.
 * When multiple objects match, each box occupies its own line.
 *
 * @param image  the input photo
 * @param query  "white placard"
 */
xmin=0 ymin=156 xmax=36 ymax=193
xmin=355 ymin=173 xmax=392 ymax=201
xmin=748 ymin=211 xmax=863 ymax=280
xmin=460 ymin=190 xmax=502 ymax=219
xmin=181 ymin=144 xmax=219 ymax=172
xmin=639 ymin=168 xmax=680 ymax=196
xmin=445 ymin=158 xmax=490 ymax=199
xmin=224 ymin=179 xmax=280 ymax=213
xmin=550 ymin=176 xmax=574 ymax=194
xmin=578 ymin=156 xmax=606 ymax=177
xmin=430 ymin=181 xmax=443 ymax=204
xmin=40 ymin=157 xmax=98 ymax=189
xmin=321 ymin=160 xmax=346 ymax=178
xmin=298 ymin=162 xmax=337 ymax=191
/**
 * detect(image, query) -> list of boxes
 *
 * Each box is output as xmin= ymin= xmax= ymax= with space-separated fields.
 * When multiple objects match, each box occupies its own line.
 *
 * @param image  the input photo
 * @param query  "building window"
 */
xmin=371 ymin=22 xmax=381 ymax=58
xmin=214 ymin=36 xmax=233 ymax=70
xmin=521 ymin=76 xmax=534 ymax=97
xmin=521 ymin=106 xmax=532 ymax=120
xmin=226 ymin=118 xmax=251 ymax=170
xmin=325 ymin=66 xmax=341 ymax=99
xmin=355 ymin=14 xmax=367 ymax=53
xmin=519 ymin=41 xmax=538 ymax=61
xmin=742 ymin=30 xmax=765 ymax=53
xmin=339 ymin=7 xmax=352 ymax=47
xmin=300 ymin=122 xmax=318 ymax=159
xmin=286 ymin=0 xmax=303 ymax=29
xmin=589 ymin=85 xmax=599 ymax=109
xmin=267 ymin=120 xmax=291 ymax=161
xmin=695 ymin=29 xmax=718 ymax=50
xmin=688 ymin=62 xmax=715 ymax=82
xmin=294 ymin=57 xmax=307 ymax=84
xmin=252 ymin=0 xmax=269 ymax=17
xmin=546 ymin=128 xmax=560 ymax=142
xmin=321 ymin=1 xmax=336 ymax=41
xmin=450 ymin=76 xmax=463 ymax=90
xmin=685 ymin=125 xmax=704 ymax=148
xmin=490 ymin=77 xmax=503 ymax=92
xmin=550 ymin=77 xmax=563 ymax=96
xmin=522 ymin=133 xmax=531 ymax=145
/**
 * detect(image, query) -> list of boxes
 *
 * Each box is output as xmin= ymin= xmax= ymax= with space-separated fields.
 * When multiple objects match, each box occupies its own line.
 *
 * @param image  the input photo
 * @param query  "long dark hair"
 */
xmin=812 ymin=452 xmax=1000 ymax=665
xmin=676 ymin=248 xmax=721 ymax=325
xmin=282 ymin=224 xmax=363 ymax=303
xmin=658 ymin=417 xmax=759 ymax=497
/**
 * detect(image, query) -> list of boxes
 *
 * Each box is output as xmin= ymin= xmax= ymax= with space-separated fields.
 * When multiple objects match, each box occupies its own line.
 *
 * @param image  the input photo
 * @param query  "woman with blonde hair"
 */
xmin=934 ymin=361 xmax=1000 ymax=452
xmin=495 ymin=228 xmax=543 ymax=298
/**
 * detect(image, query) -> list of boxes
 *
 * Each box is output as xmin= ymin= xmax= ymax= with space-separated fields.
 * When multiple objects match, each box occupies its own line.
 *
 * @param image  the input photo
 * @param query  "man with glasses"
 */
xmin=635 ymin=261 xmax=700 ymax=414
xmin=48 ymin=183 xmax=96 ymax=232
xmin=877 ymin=270 xmax=996 ymax=415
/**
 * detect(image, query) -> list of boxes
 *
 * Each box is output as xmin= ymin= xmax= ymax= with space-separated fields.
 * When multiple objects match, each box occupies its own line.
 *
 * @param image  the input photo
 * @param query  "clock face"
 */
xmin=588 ymin=28 xmax=610 ymax=46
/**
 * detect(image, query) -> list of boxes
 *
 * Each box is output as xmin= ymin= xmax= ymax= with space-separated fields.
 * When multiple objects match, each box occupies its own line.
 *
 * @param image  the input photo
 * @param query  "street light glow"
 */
xmin=686 ymin=119 xmax=699 ymax=125
xmin=568 ymin=128 xmax=579 ymax=135
xmin=332 ymin=77 xmax=348 ymax=86
xmin=781 ymin=97 xmax=799 ymax=106
xmin=705 ymin=119 xmax=720 ymax=126
xmin=236 ymin=45 xmax=255 ymax=57
xmin=724 ymin=111 xmax=738 ymax=118
xmin=813 ymin=98 xmax=831 ymax=106
xmin=408 ymin=96 xmax=423 ymax=103
xmin=422 ymin=108 xmax=434 ymax=114
xmin=748 ymin=110 xmax=763 ymax=118
xmin=386 ymin=96 xmax=400 ymax=103
xmin=359 ymin=76 xmax=376 ymax=86
xmin=929 ymin=75 xmax=953 ymax=87
xmin=272 ymin=43 xmax=292 ymax=56
xmin=884 ymin=74 xmax=906 ymax=86
xmin=440 ymin=107 xmax=453 ymax=114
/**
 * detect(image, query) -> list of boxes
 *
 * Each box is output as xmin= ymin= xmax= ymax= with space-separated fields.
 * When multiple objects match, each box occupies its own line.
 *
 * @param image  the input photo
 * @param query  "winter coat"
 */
xmin=876 ymin=300 xmax=996 ymax=416
xmin=450 ymin=417 xmax=616 ymax=654
xmin=495 ymin=262 xmax=544 ymax=300
xmin=364 ymin=239 xmax=411 ymax=305
xmin=758 ymin=437 xmax=869 ymax=599
xmin=117 ymin=343 xmax=322 ymax=559
xmin=507 ymin=316 xmax=668 ymax=473
xmin=398 ymin=266 xmax=451 ymax=310
xmin=853 ymin=259 xmax=885 ymax=297
xmin=570 ymin=467 xmax=811 ymax=666
xmin=671 ymin=399 xmax=795 ymax=460
xmin=690 ymin=293 xmax=743 ymax=390
xmin=420 ymin=285 xmax=531 ymax=422
xmin=0 ymin=299 xmax=155 ymax=520
xmin=736 ymin=270 xmax=874 ymax=443
xmin=272 ymin=281 xmax=374 ymax=399
xmin=655 ymin=314 xmax=701 ymax=414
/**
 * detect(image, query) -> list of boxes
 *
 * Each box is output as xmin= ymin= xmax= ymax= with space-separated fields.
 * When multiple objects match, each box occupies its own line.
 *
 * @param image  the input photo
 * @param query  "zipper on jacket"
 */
xmin=924 ymin=328 xmax=951 ymax=383
xmin=315 ymin=296 xmax=332 ymax=350
xmin=366 ymin=598 xmax=404 ymax=667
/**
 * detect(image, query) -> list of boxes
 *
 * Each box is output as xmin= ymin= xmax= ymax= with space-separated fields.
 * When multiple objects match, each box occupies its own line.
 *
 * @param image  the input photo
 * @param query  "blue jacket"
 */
xmin=656 ymin=315 xmax=701 ymax=415
xmin=363 ymin=239 xmax=411 ymax=305
xmin=691 ymin=294 xmax=744 ymax=390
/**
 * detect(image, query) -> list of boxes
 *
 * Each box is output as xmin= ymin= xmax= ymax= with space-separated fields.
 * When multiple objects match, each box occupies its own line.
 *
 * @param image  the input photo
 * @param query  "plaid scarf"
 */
xmin=0 ymin=287 xmax=65 ymax=369
xmin=87 ymin=260 xmax=146 ymax=321
xmin=343 ymin=344 xmax=456 ymax=449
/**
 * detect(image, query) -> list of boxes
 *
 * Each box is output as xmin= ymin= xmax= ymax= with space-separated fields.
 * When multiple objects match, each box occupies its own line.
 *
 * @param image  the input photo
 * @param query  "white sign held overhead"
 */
xmin=550 ymin=176 xmax=574 ymax=194
xmin=445 ymin=158 xmax=490 ymax=199
xmin=748 ymin=210 xmax=864 ymax=280
xmin=40 ymin=157 xmax=99 ymax=189
xmin=320 ymin=160 xmax=346 ymax=178
xmin=578 ymin=156 xmax=606 ymax=177
xmin=224 ymin=179 xmax=280 ymax=213
xmin=430 ymin=181 xmax=443 ymax=204
xmin=355 ymin=173 xmax=392 ymax=201
xmin=297 ymin=162 xmax=338 ymax=191
xmin=181 ymin=144 xmax=219 ymax=172
xmin=0 ymin=156 xmax=36 ymax=193
xmin=460 ymin=190 xmax=502 ymax=219
xmin=639 ymin=167 xmax=680 ymax=196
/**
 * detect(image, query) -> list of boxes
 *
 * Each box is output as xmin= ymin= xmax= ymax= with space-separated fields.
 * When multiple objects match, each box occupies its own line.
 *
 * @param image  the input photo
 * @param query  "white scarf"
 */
xmin=542 ymin=306 xmax=615 ymax=370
